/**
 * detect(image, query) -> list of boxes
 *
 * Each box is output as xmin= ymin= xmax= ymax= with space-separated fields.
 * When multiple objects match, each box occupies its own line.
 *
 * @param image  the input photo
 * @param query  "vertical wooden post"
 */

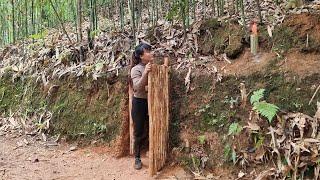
xmin=250 ymin=21 xmax=258 ymax=55
xmin=250 ymin=34 xmax=258 ymax=55
xmin=129 ymin=85 xmax=134 ymax=155
xmin=148 ymin=59 xmax=170 ymax=176
xmin=148 ymin=66 xmax=154 ymax=175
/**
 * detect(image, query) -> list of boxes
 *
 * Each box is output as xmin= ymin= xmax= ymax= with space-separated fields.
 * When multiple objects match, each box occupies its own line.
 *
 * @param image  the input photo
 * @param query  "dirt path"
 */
xmin=0 ymin=135 xmax=190 ymax=180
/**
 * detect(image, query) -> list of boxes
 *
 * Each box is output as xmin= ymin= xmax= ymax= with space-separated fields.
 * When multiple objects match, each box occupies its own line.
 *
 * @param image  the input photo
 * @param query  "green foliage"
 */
xmin=253 ymin=101 xmax=279 ymax=123
xmin=223 ymin=144 xmax=232 ymax=161
xmin=231 ymin=148 xmax=237 ymax=164
xmin=250 ymin=89 xmax=279 ymax=123
xmin=29 ymin=30 xmax=48 ymax=40
xmin=165 ymin=3 xmax=179 ymax=21
xmin=198 ymin=135 xmax=206 ymax=145
xmin=223 ymin=143 xmax=237 ymax=164
xmin=195 ymin=104 xmax=210 ymax=115
xmin=93 ymin=122 xmax=107 ymax=134
xmin=254 ymin=133 xmax=265 ymax=149
xmin=191 ymin=155 xmax=201 ymax=170
xmin=90 ymin=29 xmax=100 ymax=38
xmin=165 ymin=0 xmax=189 ymax=27
xmin=272 ymin=26 xmax=300 ymax=53
xmin=228 ymin=122 xmax=242 ymax=136
xmin=0 ymin=75 xmax=125 ymax=142
xmin=250 ymin=88 xmax=265 ymax=104
xmin=223 ymin=96 xmax=239 ymax=108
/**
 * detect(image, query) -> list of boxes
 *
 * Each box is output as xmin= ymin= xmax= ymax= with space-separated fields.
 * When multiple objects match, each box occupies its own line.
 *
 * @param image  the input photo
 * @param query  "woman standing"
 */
xmin=130 ymin=43 xmax=153 ymax=170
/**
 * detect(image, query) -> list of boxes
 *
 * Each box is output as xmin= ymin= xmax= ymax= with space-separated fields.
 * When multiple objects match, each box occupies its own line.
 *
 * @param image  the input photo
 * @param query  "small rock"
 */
xmin=238 ymin=171 xmax=246 ymax=178
xmin=225 ymin=42 xmax=244 ymax=59
xmin=16 ymin=141 xmax=24 ymax=147
xmin=69 ymin=146 xmax=77 ymax=152
xmin=0 ymin=169 xmax=6 ymax=176
xmin=33 ymin=158 xmax=39 ymax=163
xmin=45 ymin=141 xmax=59 ymax=147
xmin=41 ymin=133 xmax=47 ymax=142
xmin=247 ymin=147 xmax=256 ymax=153
xmin=23 ymin=139 xmax=29 ymax=145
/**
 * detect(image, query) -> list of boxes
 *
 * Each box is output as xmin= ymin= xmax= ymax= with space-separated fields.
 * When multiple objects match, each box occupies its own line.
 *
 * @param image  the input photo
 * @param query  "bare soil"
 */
xmin=279 ymin=50 xmax=320 ymax=77
xmin=223 ymin=49 xmax=276 ymax=76
xmin=284 ymin=13 xmax=320 ymax=40
xmin=0 ymin=135 xmax=190 ymax=180
xmin=221 ymin=48 xmax=320 ymax=77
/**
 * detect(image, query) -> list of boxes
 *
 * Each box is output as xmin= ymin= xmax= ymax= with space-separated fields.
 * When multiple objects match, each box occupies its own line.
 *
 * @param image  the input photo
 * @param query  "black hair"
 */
xmin=128 ymin=42 xmax=152 ymax=87
xmin=131 ymin=43 xmax=152 ymax=67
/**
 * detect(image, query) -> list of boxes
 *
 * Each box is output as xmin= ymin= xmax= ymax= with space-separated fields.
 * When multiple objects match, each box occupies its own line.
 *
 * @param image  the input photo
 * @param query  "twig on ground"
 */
xmin=309 ymin=84 xmax=320 ymax=105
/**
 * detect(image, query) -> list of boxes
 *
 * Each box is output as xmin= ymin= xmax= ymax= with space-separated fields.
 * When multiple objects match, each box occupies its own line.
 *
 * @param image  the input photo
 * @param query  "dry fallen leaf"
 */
xmin=254 ymin=168 xmax=277 ymax=180
xmin=244 ymin=122 xmax=260 ymax=132
xmin=267 ymin=25 xmax=273 ymax=37
xmin=238 ymin=171 xmax=246 ymax=178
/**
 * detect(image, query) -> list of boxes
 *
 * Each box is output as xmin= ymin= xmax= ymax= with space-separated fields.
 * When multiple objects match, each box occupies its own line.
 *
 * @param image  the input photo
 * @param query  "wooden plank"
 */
xmin=250 ymin=34 xmax=258 ymax=55
xmin=129 ymin=85 xmax=134 ymax=155
xmin=165 ymin=64 xmax=169 ymax=165
xmin=148 ymin=66 xmax=155 ymax=176
xmin=148 ymin=62 xmax=170 ymax=176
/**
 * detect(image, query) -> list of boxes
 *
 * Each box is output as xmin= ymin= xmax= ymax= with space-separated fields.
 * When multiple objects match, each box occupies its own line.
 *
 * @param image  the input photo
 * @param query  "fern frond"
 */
xmin=253 ymin=101 xmax=279 ymax=123
xmin=228 ymin=122 xmax=243 ymax=136
xmin=250 ymin=89 xmax=265 ymax=104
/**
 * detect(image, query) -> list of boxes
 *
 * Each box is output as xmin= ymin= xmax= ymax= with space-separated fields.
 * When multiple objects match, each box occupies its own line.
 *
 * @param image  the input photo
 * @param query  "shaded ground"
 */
xmin=0 ymin=135 xmax=191 ymax=180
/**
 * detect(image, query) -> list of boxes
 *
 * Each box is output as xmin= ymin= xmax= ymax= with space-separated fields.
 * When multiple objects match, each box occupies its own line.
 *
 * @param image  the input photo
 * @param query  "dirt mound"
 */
xmin=198 ymin=19 xmax=245 ymax=59
xmin=280 ymin=51 xmax=320 ymax=77
xmin=222 ymin=49 xmax=320 ymax=77
xmin=285 ymin=13 xmax=320 ymax=41
xmin=223 ymin=50 xmax=276 ymax=76
xmin=275 ymin=13 xmax=320 ymax=53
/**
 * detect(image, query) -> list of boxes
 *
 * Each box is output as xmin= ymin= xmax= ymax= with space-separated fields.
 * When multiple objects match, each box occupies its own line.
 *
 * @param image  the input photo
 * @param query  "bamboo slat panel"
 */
xmin=148 ymin=63 xmax=169 ymax=176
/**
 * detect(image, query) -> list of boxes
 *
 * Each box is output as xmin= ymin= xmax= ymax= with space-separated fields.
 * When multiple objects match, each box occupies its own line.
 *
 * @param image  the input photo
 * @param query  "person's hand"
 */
xmin=144 ymin=63 xmax=152 ymax=74
xmin=163 ymin=57 xmax=169 ymax=67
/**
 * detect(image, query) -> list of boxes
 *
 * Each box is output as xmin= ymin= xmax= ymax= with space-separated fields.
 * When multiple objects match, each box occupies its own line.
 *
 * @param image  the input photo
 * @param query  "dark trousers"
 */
xmin=131 ymin=97 xmax=148 ymax=159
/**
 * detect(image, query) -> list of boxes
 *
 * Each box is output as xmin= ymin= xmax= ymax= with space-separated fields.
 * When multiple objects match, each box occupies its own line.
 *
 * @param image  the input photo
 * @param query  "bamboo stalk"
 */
xmin=48 ymin=0 xmax=73 ymax=44
xmin=77 ymin=0 xmax=83 ymax=42
xmin=212 ymin=0 xmax=216 ymax=16
xmin=11 ymin=0 xmax=15 ymax=43
xmin=255 ymin=0 xmax=263 ymax=24
xmin=24 ymin=0 xmax=28 ymax=37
